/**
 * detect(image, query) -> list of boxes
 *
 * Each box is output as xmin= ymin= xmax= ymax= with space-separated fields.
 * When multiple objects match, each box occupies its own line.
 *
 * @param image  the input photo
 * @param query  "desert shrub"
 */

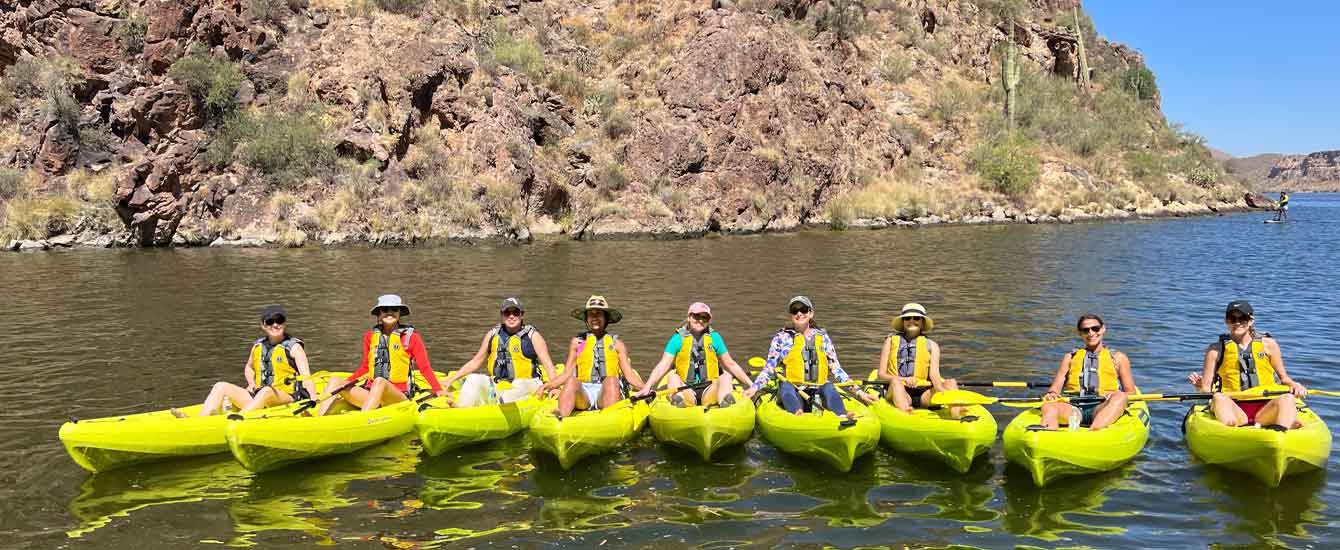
xmin=2 ymin=196 xmax=79 ymax=239
xmin=168 ymin=49 xmax=244 ymax=115
xmin=930 ymin=80 xmax=975 ymax=126
xmin=546 ymin=66 xmax=586 ymax=101
xmin=1123 ymin=150 xmax=1162 ymax=181
xmin=119 ymin=14 xmax=147 ymax=54
xmin=45 ymin=90 xmax=81 ymax=136
xmin=602 ymin=109 xmax=633 ymax=140
xmin=1122 ymin=65 xmax=1158 ymax=102
xmin=818 ymin=0 xmax=868 ymax=43
xmin=972 ymin=136 xmax=1040 ymax=200
xmin=208 ymin=109 xmax=333 ymax=185
xmin=878 ymin=53 xmax=914 ymax=84
xmin=374 ymin=0 xmax=426 ymax=13
xmin=483 ymin=23 xmax=544 ymax=80
xmin=0 ymin=79 xmax=14 ymax=117
xmin=605 ymin=35 xmax=639 ymax=63
xmin=0 ymin=167 xmax=25 ymax=200
xmin=594 ymin=163 xmax=629 ymax=195
xmin=1186 ymin=165 xmax=1218 ymax=189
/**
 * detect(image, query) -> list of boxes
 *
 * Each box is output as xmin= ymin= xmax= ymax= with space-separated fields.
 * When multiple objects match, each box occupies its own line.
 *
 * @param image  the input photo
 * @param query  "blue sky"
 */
xmin=1086 ymin=2 xmax=1339 ymax=157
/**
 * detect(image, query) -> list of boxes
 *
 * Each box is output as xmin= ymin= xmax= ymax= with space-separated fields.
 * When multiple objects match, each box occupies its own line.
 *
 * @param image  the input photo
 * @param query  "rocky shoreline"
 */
xmin=5 ymin=197 xmax=1265 ymax=252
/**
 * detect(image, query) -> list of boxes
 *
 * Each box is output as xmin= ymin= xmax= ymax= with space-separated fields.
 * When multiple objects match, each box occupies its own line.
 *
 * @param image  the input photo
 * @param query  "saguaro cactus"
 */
xmin=1073 ymin=6 xmax=1091 ymax=92
xmin=1002 ymin=21 xmax=1021 ymax=134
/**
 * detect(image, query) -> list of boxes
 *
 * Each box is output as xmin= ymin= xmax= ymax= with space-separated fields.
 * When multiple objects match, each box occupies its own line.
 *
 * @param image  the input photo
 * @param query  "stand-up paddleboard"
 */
xmin=1264 ymin=219 xmax=1290 ymax=224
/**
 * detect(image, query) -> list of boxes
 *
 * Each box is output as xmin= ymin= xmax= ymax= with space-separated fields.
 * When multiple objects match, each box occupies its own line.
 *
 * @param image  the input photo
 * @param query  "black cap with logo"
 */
xmin=1225 ymin=300 xmax=1253 ymax=318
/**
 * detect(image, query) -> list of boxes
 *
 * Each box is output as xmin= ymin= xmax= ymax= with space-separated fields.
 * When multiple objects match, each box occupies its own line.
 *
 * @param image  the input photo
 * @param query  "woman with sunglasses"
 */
xmin=1036 ymin=314 xmax=1134 ymax=430
xmin=1187 ymin=300 xmax=1307 ymax=428
xmin=316 ymin=295 xmax=449 ymax=416
xmin=744 ymin=296 xmax=874 ymax=416
xmin=875 ymin=303 xmax=967 ymax=418
xmin=173 ymin=305 xmax=318 ymax=417
xmin=636 ymin=302 xmax=754 ymax=407
xmin=543 ymin=295 xmax=647 ymax=417
xmin=444 ymin=297 xmax=559 ymax=406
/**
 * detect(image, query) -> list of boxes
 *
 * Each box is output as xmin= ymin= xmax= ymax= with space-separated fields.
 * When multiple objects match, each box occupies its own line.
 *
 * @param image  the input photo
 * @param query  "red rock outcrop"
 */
xmin=1265 ymin=151 xmax=1340 ymax=191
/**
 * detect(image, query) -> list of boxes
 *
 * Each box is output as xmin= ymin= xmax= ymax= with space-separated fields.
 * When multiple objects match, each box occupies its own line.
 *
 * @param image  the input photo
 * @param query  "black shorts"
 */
xmin=907 ymin=386 xmax=931 ymax=403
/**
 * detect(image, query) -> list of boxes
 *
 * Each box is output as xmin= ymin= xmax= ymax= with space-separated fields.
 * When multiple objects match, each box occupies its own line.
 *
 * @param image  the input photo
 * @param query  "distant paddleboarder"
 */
xmin=1274 ymin=190 xmax=1289 ymax=222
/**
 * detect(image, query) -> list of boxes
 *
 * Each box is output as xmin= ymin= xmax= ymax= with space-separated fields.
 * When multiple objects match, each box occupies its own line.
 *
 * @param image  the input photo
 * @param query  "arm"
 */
xmin=718 ymin=352 xmax=753 ymax=390
xmin=530 ymin=331 xmax=559 ymax=383
xmin=824 ymin=335 xmax=851 ymax=383
xmin=243 ymin=345 xmax=258 ymax=392
xmin=637 ymin=353 xmax=677 ymax=397
xmin=1264 ymin=337 xmax=1305 ymax=395
xmin=1197 ymin=343 xmax=1219 ymax=392
xmin=540 ymin=337 xmax=580 ymax=392
xmin=927 ymin=340 xmax=946 ymax=391
xmin=747 ymin=333 xmax=788 ymax=394
xmin=1043 ymin=352 xmax=1071 ymax=398
xmin=875 ymin=336 xmax=894 ymax=381
xmin=1112 ymin=351 xmax=1135 ymax=395
xmin=346 ymin=332 xmax=372 ymax=384
xmin=616 ymin=339 xmax=644 ymax=391
xmin=407 ymin=332 xmax=445 ymax=395
xmin=444 ymin=333 xmax=491 ymax=388
xmin=290 ymin=343 xmax=318 ymax=399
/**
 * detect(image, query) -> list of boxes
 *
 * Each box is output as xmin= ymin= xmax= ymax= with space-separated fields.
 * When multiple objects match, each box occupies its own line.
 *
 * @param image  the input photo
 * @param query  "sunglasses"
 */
xmin=690 ymin=313 xmax=711 ymax=322
xmin=1226 ymin=315 xmax=1251 ymax=324
xmin=264 ymin=317 xmax=286 ymax=326
xmin=1079 ymin=325 xmax=1102 ymax=334
xmin=903 ymin=316 xmax=924 ymax=322
xmin=502 ymin=309 xmax=523 ymax=317
xmin=376 ymin=308 xmax=401 ymax=316
xmin=789 ymin=307 xmax=812 ymax=315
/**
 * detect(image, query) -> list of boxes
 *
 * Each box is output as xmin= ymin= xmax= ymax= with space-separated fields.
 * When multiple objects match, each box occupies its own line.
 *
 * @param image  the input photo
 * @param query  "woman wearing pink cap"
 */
xmin=636 ymin=302 xmax=754 ymax=407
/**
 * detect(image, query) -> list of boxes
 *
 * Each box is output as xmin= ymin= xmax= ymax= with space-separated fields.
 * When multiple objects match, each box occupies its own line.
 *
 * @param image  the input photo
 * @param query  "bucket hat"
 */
xmin=370 ymin=294 xmax=411 ymax=316
xmin=891 ymin=302 xmax=934 ymax=333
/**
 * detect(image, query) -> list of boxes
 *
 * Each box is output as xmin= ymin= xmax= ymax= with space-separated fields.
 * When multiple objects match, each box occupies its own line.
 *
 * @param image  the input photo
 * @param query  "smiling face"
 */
xmin=1225 ymin=311 xmax=1253 ymax=339
xmin=501 ymin=307 xmax=523 ymax=330
xmin=375 ymin=307 xmax=402 ymax=330
xmin=1077 ymin=319 xmax=1105 ymax=348
xmin=788 ymin=302 xmax=813 ymax=330
xmin=686 ymin=312 xmax=711 ymax=333
xmin=900 ymin=316 xmax=924 ymax=337
xmin=585 ymin=310 xmax=608 ymax=334
xmin=261 ymin=316 xmax=286 ymax=340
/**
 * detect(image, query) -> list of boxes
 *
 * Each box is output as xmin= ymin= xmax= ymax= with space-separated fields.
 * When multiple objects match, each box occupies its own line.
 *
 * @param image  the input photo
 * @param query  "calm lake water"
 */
xmin=3 ymin=195 xmax=1337 ymax=549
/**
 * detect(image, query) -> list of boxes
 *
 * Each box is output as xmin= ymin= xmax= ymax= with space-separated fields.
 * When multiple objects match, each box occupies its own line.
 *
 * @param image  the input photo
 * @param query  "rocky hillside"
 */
xmin=1262 ymin=151 xmax=1340 ymax=192
xmin=0 ymin=0 xmax=1260 ymax=250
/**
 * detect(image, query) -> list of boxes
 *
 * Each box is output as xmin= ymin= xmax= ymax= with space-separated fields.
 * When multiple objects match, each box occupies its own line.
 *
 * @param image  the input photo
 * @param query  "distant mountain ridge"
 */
xmin=1221 ymin=149 xmax=1340 ymax=192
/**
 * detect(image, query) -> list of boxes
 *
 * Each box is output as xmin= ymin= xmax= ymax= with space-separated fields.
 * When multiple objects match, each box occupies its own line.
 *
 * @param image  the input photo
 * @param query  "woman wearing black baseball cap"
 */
xmin=442 ymin=297 xmax=560 ymax=406
xmin=1189 ymin=300 xmax=1308 ymax=429
xmin=172 ymin=305 xmax=317 ymax=417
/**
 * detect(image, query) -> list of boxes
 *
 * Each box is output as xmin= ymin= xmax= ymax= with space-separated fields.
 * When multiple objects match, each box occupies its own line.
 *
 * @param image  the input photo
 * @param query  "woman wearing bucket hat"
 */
xmin=173 ymin=305 xmax=318 ymax=417
xmin=875 ymin=303 xmax=967 ymax=419
xmin=1036 ymin=314 xmax=1135 ymax=431
xmin=743 ymin=296 xmax=874 ymax=416
xmin=316 ymin=295 xmax=449 ymax=416
xmin=636 ymin=302 xmax=755 ymax=407
xmin=1187 ymin=300 xmax=1307 ymax=428
xmin=444 ymin=297 xmax=560 ymax=407
xmin=542 ymin=295 xmax=646 ymax=417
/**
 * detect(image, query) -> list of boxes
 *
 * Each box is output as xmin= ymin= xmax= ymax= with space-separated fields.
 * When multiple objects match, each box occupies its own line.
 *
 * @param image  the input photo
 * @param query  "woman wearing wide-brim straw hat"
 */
xmin=875 ymin=303 xmax=969 ymax=419
xmin=541 ymin=295 xmax=646 ymax=417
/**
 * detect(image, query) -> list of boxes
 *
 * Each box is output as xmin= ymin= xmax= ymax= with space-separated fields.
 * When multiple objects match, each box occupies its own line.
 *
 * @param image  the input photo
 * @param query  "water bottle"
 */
xmin=486 ymin=382 xmax=498 ymax=405
xmin=1068 ymin=408 xmax=1082 ymax=431
xmin=223 ymin=396 xmax=233 ymax=412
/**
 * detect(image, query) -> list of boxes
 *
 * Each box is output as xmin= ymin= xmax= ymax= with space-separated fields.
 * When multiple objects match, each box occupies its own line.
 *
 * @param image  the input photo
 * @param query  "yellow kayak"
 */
xmin=59 ymin=376 xmax=342 ymax=473
xmin=870 ymin=400 xmax=997 ymax=473
xmin=226 ymin=397 xmax=419 ymax=473
xmin=755 ymin=392 xmax=880 ymax=473
xmin=416 ymin=392 xmax=552 ymax=456
xmin=1003 ymin=400 xmax=1150 ymax=486
xmin=648 ymin=389 xmax=755 ymax=460
xmin=1183 ymin=403 xmax=1332 ymax=487
xmin=528 ymin=400 xmax=649 ymax=470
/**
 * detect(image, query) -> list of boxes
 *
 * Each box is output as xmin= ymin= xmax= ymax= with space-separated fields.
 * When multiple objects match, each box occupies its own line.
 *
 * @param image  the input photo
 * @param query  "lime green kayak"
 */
xmin=416 ymin=393 xmax=552 ymax=456
xmin=648 ymin=389 xmax=755 ymax=460
xmin=1183 ymin=403 xmax=1332 ymax=487
xmin=528 ymin=400 xmax=649 ymax=469
xmin=755 ymin=393 xmax=880 ymax=472
xmin=226 ymin=397 xmax=419 ymax=473
xmin=1003 ymin=401 xmax=1150 ymax=486
xmin=870 ymin=400 xmax=996 ymax=473
xmin=58 ymin=375 xmax=344 ymax=473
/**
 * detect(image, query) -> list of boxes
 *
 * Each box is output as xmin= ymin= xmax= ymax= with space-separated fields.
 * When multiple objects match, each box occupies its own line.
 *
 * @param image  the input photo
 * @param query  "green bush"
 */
xmin=819 ymin=0 xmax=868 ymax=43
xmin=546 ymin=66 xmax=586 ymax=101
xmin=483 ymin=23 xmax=544 ymax=81
xmin=930 ymin=80 xmax=974 ymax=126
xmin=46 ymin=91 xmax=82 ymax=136
xmin=1122 ymin=65 xmax=1158 ymax=102
xmin=374 ymin=0 xmax=426 ymax=14
xmin=0 ymin=167 xmax=25 ymax=200
xmin=1186 ymin=165 xmax=1218 ymax=189
xmin=119 ymin=15 xmax=147 ymax=54
xmin=1123 ymin=150 xmax=1163 ymax=181
xmin=972 ymin=136 xmax=1040 ymax=200
xmin=0 ymin=79 xmax=15 ymax=117
xmin=167 ymin=49 xmax=244 ymax=115
xmin=878 ymin=53 xmax=914 ymax=84
xmin=208 ymin=109 xmax=334 ymax=185
xmin=594 ymin=163 xmax=628 ymax=196
xmin=603 ymin=109 xmax=633 ymax=140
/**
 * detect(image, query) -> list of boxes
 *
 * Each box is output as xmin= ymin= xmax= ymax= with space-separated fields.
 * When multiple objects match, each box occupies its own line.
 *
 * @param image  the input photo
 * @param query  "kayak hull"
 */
xmin=755 ymin=393 xmax=880 ymax=473
xmin=648 ymin=390 xmax=755 ymax=461
xmin=226 ymin=398 xmax=418 ymax=473
xmin=59 ymin=406 xmax=233 ymax=473
xmin=528 ymin=401 xmax=649 ymax=470
xmin=1183 ymin=404 xmax=1332 ymax=487
xmin=416 ymin=394 xmax=550 ymax=456
xmin=1003 ymin=401 xmax=1150 ymax=486
xmin=871 ymin=401 xmax=997 ymax=473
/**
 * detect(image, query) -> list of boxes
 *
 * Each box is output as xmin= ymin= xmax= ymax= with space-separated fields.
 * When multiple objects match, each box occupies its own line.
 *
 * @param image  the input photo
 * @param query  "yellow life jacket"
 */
xmin=888 ymin=333 xmax=930 ymax=384
xmin=485 ymin=324 xmax=537 ymax=381
xmin=251 ymin=336 xmax=302 ymax=393
xmin=1063 ymin=347 xmax=1120 ymax=395
xmin=367 ymin=326 xmax=415 ymax=386
xmin=575 ymin=332 xmax=620 ymax=383
xmin=674 ymin=327 xmax=720 ymax=383
xmin=781 ymin=329 xmax=829 ymax=384
xmin=1215 ymin=334 xmax=1277 ymax=392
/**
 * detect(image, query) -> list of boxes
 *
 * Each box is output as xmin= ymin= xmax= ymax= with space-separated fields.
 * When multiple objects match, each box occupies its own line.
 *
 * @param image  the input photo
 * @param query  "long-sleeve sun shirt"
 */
xmin=749 ymin=328 xmax=853 ymax=390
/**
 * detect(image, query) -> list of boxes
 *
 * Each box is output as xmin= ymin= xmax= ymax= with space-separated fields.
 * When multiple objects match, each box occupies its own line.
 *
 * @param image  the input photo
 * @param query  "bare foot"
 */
xmin=169 ymin=408 xmax=188 ymax=419
xmin=793 ymin=410 xmax=805 ymax=416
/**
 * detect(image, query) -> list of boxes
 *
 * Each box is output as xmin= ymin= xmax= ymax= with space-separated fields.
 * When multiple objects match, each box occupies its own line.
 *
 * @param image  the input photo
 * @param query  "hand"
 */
xmin=1187 ymin=372 xmax=1203 ymax=387
xmin=1290 ymin=382 xmax=1307 ymax=397
xmin=743 ymin=386 xmax=758 ymax=399
xmin=857 ymin=391 xmax=874 ymax=405
xmin=634 ymin=387 xmax=652 ymax=398
xmin=901 ymin=377 xmax=918 ymax=387
xmin=246 ymin=385 xmax=257 ymax=393
xmin=1042 ymin=391 xmax=1060 ymax=401
xmin=435 ymin=388 xmax=451 ymax=398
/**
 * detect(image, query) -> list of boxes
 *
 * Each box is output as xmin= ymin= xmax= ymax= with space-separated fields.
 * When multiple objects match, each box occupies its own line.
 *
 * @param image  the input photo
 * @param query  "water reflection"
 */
xmin=1202 ymin=467 xmax=1328 ymax=547
xmin=1001 ymin=465 xmax=1135 ymax=541
xmin=526 ymin=450 xmax=639 ymax=531
xmin=772 ymin=452 xmax=886 ymax=527
xmin=880 ymin=451 xmax=999 ymax=523
xmin=67 ymin=455 xmax=251 ymax=538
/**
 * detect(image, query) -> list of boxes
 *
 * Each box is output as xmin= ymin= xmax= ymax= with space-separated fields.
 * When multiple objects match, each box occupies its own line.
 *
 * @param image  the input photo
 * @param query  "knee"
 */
xmin=1277 ymin=393 xmax=1297 ymax=407
xmin=212 ymin=381 xmax=233 ymax=393
xmin=1109 ymin=392 xmax=1128 ymax=407
xmin=944 ymin=379 xmax=958 ymax=390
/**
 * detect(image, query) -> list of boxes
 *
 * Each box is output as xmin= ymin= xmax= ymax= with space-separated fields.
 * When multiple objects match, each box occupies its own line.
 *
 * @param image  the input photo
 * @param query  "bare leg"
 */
xmin=705 ymin=373 xmax=734 ymax=406
xmin=315 ymin=375 xmax=350 ymax=417
xmin=922 ymin=379 xmax=963 ymax=418
xmin=1038 ymin=402 xmax=1072 ymax=430
xmin=667 ymin=372 xmax=695 ymax=406
xmin=361 ymin=377 xmax=407 ymax=412
xmin=1210 ymin=393 xmax=1248 ymax=427
xmin=1254 ymin=394 xmax=1301 ymax=429
xmin=240 ymin=386 xmax=294 ymax=413
xmin=194 ymin=382 xmax=256 ymax=417
xmin=1087 ymin=392 xmax=1129 ymax=431
xmin=557 ymin=377 xmax=581 ymax=417
xmin=887 ymin=382 xmax=914 ymax=412
xmin=598 ymin=376 xmax=622 ymax=409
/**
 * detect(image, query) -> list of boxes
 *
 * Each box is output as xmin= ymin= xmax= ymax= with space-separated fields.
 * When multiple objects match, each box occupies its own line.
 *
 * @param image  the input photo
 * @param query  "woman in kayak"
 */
xmin=743 ymin=296 xmax=875 ymax=416
xmin=635 ymin=302 xmax=754 ymax=407
xmin=875 ymin=303 xmax=968 ymax=419
xmin=1036 ymin=314 xmax=1134 ymax=430
xmin=315 ymin=295 xmax=449 ymax=416
xmin=1187 ymin=300 xmax=1307 ymax=429
xmin=542 ymin=295 xmax=646 ymax=417
xmin=442 ymin=297 xmax=559 ymax=406
xmin=173 ymin=305 xmax=318 ymax=417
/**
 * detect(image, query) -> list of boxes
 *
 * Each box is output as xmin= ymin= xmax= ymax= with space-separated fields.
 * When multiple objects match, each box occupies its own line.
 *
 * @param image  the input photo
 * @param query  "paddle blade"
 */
xmin=930 ymin=389 xmax=996 ymax=406
xmin=748 ymin=356 xmax=766 ymax=368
